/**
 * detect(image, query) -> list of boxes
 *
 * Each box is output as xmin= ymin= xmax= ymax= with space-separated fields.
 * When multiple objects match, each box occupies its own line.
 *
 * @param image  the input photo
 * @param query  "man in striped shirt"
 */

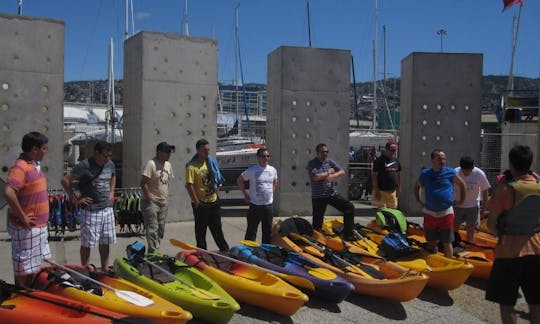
xmin=3 ymin=132 xmax=51 ymax=287
xmin=306 ymin=143 xmax=355 ymax=239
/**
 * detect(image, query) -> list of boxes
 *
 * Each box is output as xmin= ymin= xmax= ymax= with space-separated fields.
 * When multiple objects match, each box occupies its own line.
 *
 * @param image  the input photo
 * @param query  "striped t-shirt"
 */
xmin=6 ymin=157 xmax=49 ymax=228
xmin=306 ymin=158 xmax=340 ymax=199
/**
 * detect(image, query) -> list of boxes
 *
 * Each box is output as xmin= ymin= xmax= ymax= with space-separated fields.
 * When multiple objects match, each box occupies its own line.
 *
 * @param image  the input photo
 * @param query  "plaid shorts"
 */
xmin=80 ymin=207 xmax=117 ymax=248
xmin=8 ymin=225 xmax=51 ymax=276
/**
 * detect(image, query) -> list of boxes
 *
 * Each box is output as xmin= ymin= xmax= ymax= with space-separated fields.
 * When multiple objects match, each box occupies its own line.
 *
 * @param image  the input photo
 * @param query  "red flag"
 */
xmin=503 ymin=0 xmax=523 ymax=11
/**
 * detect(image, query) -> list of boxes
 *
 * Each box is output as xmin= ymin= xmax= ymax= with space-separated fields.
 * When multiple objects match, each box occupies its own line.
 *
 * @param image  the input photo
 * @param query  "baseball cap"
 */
xmin=385 ymin=141 xmax=397 ymax=151
xmin=156 ymin=141 xmax=175 ymax=153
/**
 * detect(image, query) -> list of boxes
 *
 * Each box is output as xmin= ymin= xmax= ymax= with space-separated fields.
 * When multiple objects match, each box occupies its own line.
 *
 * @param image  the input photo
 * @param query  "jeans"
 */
xmin=141 ymin=199 xmax=168 ymax=253
xmin=312 ymin=193 xmax=355 ymax=237
xmin=192 ymin=200 xmax=229 ymax=251
xmin=245 ymin=203 xmax=273 ymax=244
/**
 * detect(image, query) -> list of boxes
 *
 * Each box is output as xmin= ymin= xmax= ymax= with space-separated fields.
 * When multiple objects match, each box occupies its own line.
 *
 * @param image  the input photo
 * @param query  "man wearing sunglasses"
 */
xmin=306 ymin=143 xmax=355 ymax=240
xmin=61 ymin=141 xmax=116 ymax=271
xmin=237 ymin=148 xmax=278 ymax=244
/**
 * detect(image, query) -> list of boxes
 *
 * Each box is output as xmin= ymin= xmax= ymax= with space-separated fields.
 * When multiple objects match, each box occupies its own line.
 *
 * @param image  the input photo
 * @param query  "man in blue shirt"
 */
xmin=414 ymin=149 xmax=466 ymax=257
xmin=306 ymin=143 xmax=355 ymax=239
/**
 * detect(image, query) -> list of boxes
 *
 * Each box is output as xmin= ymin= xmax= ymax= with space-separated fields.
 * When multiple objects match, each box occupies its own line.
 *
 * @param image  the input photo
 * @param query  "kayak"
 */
xmin=0 ymin=280 xmax=132 ymax=324
xmin=228 ymin=243 xmax=354 ymax=303
xmin=368 ymin=220 xmax=478 ymax=290
xmin=31 ymin=264 xmax=193 ymax=324
xmin=179 ymin=249 xmax=309 ymax=315
xmin=458 ymin=219 xmax=498 ymax=248
xmin=406 ymin=221 xmax=493 ymax=280
xmin=271 ymin=218 xmax=429 ymax=302
xmin=114 ymin=253 xmax=240 ymax=324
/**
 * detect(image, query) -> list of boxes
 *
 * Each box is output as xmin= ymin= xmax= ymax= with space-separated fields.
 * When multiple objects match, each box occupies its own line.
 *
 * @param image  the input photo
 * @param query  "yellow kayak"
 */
xmin=271 ymin=218 xmax=428 ymax=302
xmin=365 ymin=219 xmax=474 ymax=289
xmin=178 ymin=248 xmax=308 ymax=316
xmin=32 ymin=264 xmax=193 ymax=324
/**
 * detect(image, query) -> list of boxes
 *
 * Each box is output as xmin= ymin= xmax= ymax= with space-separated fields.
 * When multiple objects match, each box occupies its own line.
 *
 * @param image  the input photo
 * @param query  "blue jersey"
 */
xmin=419 ymin=167 xmax=456 ymax=212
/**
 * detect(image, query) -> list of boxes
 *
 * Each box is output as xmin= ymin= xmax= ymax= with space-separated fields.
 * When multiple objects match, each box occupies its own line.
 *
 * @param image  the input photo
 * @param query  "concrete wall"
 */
xmin=0 ymin=13 xmax=64 ymax=230
xmin=399 ymin=52 xmax=483 ymax=216
xmin=123 ymin=31 xmax=218 ymax=221
xmin=267 ymin=46 xmax=350 ymax=216
xmin=500 ymin=122 xmax=538 ymax=171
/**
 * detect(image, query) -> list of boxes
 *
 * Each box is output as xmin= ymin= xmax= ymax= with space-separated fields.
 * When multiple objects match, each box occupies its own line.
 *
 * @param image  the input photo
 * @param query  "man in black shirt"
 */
xmin=371 ymin=141 xmax=401 ymax=208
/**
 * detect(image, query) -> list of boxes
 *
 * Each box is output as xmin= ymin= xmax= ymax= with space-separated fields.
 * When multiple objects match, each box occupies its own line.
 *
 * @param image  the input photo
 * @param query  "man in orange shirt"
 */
xmin=3 ymin=132 xmax=51 ymax=287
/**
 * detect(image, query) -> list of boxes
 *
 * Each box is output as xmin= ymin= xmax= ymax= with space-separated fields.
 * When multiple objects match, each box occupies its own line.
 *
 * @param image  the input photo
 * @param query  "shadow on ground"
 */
xmin=416 ymin=287 xmax=454 ymax=306
xmin=236 ymin=303 xmax=294 ymax=323
xmin=346 ymin=293 xmax=407 ymax=320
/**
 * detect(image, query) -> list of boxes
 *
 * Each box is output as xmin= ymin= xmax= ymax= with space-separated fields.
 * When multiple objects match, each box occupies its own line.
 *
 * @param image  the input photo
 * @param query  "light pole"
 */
xmin=437 ymin=29 xmax=447 ymax=52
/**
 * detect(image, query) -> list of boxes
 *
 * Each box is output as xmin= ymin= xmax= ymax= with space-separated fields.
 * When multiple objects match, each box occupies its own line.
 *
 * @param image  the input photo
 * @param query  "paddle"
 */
xmin=44 ymin=260 xmax=154 ymax=307
xmin=169 ymin=238 xmax=316 ymax=290
xmin=140 ymin=256 xmax=221 ymax=300
xmin=288 ymin=232 xmax=386 ymax=280
xmin=239 ymin=240 xmax=338 ymax=280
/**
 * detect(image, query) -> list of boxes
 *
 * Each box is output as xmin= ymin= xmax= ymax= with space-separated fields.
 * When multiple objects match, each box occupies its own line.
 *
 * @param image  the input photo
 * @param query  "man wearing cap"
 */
xmin=141 ymin=142 xmax=175 ymax=253
xmin=371 ymin=141 xmax=401 ymax=208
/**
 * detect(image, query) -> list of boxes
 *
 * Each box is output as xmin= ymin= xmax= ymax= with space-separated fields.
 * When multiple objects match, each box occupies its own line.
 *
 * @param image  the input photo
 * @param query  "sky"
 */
xmin=1 ymin=0 xmax=539 ymax=83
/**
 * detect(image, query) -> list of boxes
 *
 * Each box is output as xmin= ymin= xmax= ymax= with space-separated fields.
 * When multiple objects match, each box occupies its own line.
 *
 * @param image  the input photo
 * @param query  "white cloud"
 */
xmin=136 ymin=11 xmax=151 ymax=19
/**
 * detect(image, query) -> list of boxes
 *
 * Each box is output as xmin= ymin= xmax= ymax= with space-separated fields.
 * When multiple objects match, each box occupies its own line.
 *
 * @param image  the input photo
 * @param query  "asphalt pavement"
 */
xmin=0 ymin=204 xmax=531 ymax=323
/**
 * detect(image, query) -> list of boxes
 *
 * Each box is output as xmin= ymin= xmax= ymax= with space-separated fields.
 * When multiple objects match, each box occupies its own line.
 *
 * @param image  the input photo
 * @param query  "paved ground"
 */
xmin=0 ymin=209 xmax=532 ymax=324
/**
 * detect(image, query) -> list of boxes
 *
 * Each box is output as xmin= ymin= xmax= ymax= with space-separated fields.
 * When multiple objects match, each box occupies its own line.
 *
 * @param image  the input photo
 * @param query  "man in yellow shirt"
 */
xmin=185 ymin=139 xmax=229 ymax=251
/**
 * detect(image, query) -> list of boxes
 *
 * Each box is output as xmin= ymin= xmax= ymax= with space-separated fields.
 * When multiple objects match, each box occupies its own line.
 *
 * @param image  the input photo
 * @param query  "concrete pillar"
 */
xmin=267 ymin=46 xmax=350 ymax=216
xmin=123 ymin=31 xmax=218 ymax=221
xmin=0 ymin=13 xmax=64 ymax=230
xmin=399 ymin=52 xmax=483 ymax=216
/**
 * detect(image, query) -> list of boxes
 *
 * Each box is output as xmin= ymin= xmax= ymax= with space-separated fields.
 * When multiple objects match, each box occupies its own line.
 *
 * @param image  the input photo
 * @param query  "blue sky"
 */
xmin=1 ymin=0 xmax=539 ymax=83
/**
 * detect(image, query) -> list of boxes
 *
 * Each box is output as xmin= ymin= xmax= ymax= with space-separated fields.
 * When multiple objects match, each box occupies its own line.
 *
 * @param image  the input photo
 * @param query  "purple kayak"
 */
xmin=229 ymin=243 xmax=354 ymax=303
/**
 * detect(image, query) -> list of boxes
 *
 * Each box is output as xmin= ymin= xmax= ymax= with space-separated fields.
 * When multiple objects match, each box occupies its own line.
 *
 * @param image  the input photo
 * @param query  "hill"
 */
xmin=64 ymin=76 xmax=539 ymax=113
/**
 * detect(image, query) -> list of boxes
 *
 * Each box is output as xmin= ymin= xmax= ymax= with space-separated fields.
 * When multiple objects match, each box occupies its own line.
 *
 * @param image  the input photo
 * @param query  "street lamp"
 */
xmin=437 ymin=29 xmax=447 ymax=52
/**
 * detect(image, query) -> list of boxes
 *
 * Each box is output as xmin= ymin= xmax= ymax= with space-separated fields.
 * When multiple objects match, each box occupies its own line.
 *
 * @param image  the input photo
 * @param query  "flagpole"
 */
xmin=507 ymin=2 xmax=522 ymax=94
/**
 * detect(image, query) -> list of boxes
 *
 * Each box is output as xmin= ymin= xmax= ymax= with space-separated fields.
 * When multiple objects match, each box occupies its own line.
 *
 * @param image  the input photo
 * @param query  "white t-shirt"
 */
xmin=142 ymin=158 xmax=174 ymax=201
xmin=240 ymin=164 xmax=278 ymax=205
xmin=454 ymin=166 xmax=491 ymax=208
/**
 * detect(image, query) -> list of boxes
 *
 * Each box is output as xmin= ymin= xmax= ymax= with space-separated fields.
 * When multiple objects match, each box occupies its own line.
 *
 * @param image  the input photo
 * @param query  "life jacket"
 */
xmin=497 ymin=181 xmax=540 ymax=235
xmin=375 ymin=207 xmax=408 ymax=235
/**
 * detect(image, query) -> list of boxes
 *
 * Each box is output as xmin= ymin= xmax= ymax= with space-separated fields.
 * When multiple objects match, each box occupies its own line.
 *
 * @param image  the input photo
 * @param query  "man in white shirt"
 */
xmin=141 ymin=142 xmax=175 ymax=253
xmin=454 ymin=156 xmax=491 ymax=242
xmin=237 ymin=148 xmax=278 ymax=244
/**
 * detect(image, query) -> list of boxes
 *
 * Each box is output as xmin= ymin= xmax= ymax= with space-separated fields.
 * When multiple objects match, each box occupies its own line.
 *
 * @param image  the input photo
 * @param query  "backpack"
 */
xmin=375 ymin=207 xmax=408 ymax=235
xmin=379 ymin=232 xmax=417 ymax=260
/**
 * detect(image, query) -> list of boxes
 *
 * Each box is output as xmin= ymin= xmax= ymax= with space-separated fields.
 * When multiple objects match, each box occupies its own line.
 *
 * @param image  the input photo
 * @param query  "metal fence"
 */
xmin=346 ymin=130 xmax=538 ymax=201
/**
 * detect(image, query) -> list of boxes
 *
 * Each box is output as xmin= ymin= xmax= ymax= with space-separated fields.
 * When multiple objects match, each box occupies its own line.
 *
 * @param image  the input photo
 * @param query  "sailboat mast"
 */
xmin=372 ymin=0 xmax=378 ymax=130
xmin=307 ymin=0 xmax=312 ymax=47
xmin=507 ymin=2 xmax=523 ymax=94
xmin=107 ymin=38 xmax=116 ymax=143
xmin=234 ymin=5 xmax=240 ymax=136
xmin=182 ymin=0 xmax=189 ymax=36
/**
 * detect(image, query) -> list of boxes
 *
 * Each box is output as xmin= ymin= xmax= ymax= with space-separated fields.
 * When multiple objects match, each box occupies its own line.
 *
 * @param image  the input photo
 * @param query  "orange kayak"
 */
xmin=0 ymin=280 xmax=128 ymax=324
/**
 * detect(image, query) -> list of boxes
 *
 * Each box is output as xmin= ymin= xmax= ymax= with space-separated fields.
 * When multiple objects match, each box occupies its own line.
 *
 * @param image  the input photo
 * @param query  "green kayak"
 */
xmin=114 ymin=251 xmax=240 ymax=324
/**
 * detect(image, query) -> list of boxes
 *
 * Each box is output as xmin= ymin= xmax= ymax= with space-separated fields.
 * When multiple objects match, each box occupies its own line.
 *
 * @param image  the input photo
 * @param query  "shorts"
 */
xmin=454 ymin=207 xmax=480 ymax=228
xmin=486 ymin=255 xmax=540 ymax=305
xmin=8 ymin=225 xmax=51 ymax=276
xmin=80 ymin=207 xmax=117 ymax=248
xmin=371 ymin=190 xmax=398 ymax=208
xmin=424 ymin=213 xmax=454 ymax=243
